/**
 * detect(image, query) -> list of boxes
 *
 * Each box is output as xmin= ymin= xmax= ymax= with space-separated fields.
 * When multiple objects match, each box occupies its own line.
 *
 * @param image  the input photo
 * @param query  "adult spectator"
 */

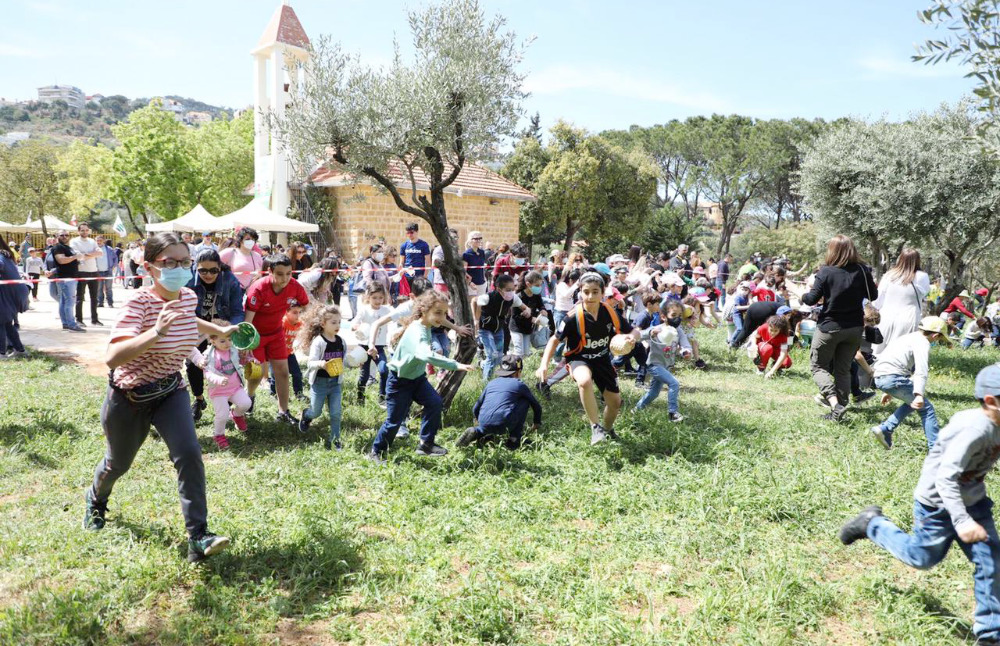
xmin=802 ymin=235 xmax=878 ymax=422
xmin=52 ymin=230 xmax=84 ymax=332
xmin=0 ymin=237 xmax=27 ymax=357
xmin=462 ymin=231 xmax=488 ymax=297
xmin=669 ymin=244 xmax=691 ymax=277
xmin=359 ymin=243 xmax=391 ymax=295
xmin=290 ymin=242 xmax=313 ymax=275
xmin=400 ymin=222 xmax=431 ymax=277
xmin=186 ymin=248 xmax=245 ymax=421
xmin=219 ymin=227 xmax=264 ymax=291
xmin=432 ymin=228 xmax=459 ymax=293
xmin=95 ymin=235 xmax=116 ymax=309
xmin=716 ymin=253 xmax=732 ymax=308
xmin=181 ymin=232 xmax=198 ymax=257
xmin=18 ymin=236 xmax=30 ymax=271
xmin=70 ymin=222 xmax=104 ymax=327
xmin=193 ymin=232 xmax=218 ymax=257
xmin=872 ymin=248 xmax=930 ymax=355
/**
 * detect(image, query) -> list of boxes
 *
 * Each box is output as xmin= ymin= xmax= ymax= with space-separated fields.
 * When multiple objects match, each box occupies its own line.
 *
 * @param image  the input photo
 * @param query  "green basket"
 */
xmin=231 ymin=322 xmax=260 ymax=351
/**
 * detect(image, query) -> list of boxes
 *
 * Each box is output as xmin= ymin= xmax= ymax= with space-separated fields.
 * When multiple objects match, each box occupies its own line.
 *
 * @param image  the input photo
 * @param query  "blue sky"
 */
xmin=0 ymin=0 xmax=973 ymax=134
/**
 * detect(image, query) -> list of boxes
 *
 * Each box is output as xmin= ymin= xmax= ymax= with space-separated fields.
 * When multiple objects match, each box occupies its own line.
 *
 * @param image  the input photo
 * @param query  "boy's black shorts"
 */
xmin=568 ymin=357 xmax=620 ymax=394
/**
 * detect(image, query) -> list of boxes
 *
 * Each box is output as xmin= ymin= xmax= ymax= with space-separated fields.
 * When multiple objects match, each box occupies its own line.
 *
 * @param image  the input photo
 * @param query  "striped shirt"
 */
xmin=110 ymin=287 xmax=200 ymax=389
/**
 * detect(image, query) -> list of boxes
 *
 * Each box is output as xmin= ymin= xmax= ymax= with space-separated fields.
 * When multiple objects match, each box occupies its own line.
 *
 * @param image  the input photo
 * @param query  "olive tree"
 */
xmin=274 ymin=0 xmax=528 ymax=406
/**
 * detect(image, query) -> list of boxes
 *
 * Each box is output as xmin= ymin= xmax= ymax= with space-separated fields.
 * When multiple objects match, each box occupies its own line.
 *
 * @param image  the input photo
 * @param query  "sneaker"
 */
xmin=295 ymin=393 xmax=310 ymax=404
xmin=822 ymin=404 xmax=847 ymax=423
xmin=187 ymin=532 xmax=231 ymax=562
xmin=378 ymin=397 xmax=387 ymax=410
xmin=76 ymin=320 xmax=87 ymax=327
xmin=853 ymin=391 xmax=875 ymax=404
xmin=298 ymin=415 xmax=312 ymax=434
xmin=91 ymin=320 xmax=104 ymax=327
xmin=456 ymin=427 xmax=480 ymax=448
xmin=82 ymin=491 xmax=106 ymax=531
xmin=838 ymin=506 xmax=883 ymax=545
xmin=606 ymin=427 xmax=620 ymax=441
xmin=214 ymin=435 xmax=230 ymax=450
xmin=6 ymin=349 xmax=28 ymax=358
xmin=366 ymin=449 xmax=386 ymax=465
xmin=694 ymin=359 xmax=707 ymax=370
xmin=669 ymin=412 xmax=684 ymax=423
xmin=396 ymin=425 xmax=410 ymax=439
xmin=870 ymin=425 xmax=892 ymax=450
xmin=65 ymin=325 xmax=86 ymax=333
xmin=276 ymin=410 xmax=298 ymax=426
xmin=415 ymin=442 xmax=448 ymax=457
xmin=231 ymin=415 xmax=247 ymax=432
xmin=535 ymin=382 xmax=552 ymax=402
xmin=246 ymin=395 xmax=256 ymax=415
xmin=590 ymin=423 xmax=608 ymax=446
xmin=192 ymin=397 xmax=207 ymax=422
xmin=814 ymin=394 xmax=833 ymax=409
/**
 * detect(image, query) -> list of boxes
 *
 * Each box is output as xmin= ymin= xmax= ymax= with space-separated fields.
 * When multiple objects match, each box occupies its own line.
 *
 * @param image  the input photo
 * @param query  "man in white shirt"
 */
xmin=193 ymin=232 xmax=218 ymax=257
xmin=69 ymin=222 xmax=104 ymax=326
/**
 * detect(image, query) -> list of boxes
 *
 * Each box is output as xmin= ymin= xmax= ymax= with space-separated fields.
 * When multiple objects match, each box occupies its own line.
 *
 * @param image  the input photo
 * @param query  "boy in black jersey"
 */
xmin=536 ymin=272 xmax=641 ymax=445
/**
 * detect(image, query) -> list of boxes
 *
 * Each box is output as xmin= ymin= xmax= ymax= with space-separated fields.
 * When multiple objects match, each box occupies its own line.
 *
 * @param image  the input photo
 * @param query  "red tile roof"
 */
xmin=307 ymin=160 xmax=536 ymax=202
xmin=256 ymin=4 xmax=310 ymax=51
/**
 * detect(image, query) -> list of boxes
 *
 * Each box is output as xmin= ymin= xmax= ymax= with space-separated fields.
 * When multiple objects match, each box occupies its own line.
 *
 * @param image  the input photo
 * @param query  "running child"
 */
xmin=457 ymin=354 xmax=542 ymax=450
xmin=613 ymin=290 xmax=660 ymax=386
xmin=635 ymin=301 xmax=692 ymax=421
xmin=298 ymin=305 xmax=346 ymax=450
xmin=476 ymin=273 xmax=531 ymax=378
xmin=536 ymin=272 xmax=640 ymax=445
xmin=351 ymin=283 xmax=392 ymax=404
xmin=869 ymin=316 xmax=949 ymax=450
xmin=243 ymin=254 xmax=309 ymax=424
xmin=509 ymin=270 xmax=547 ymax=358
xmin=190 ymin=320 xmax=252 ymax=450
xmin=840 ymin=364 xmax=1000 ymax=646
xmin=269 ymin=304 xmax=306 ymax=402
xmin=369 ymin=291 xmax=474 ymax=463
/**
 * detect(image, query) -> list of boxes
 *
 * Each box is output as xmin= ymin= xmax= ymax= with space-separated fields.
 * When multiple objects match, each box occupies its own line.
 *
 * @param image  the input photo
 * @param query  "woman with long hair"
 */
xmin=801 ymin=235 xmax=878 ymax=423
xmin=872 ymin=248 xmax=930 ymax=355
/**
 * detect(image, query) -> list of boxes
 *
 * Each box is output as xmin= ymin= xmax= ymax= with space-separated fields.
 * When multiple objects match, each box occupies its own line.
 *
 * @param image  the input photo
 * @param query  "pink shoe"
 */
xmin=214 ymin=435 xmax=230 ymax=450
xmin=232 ymin=414 xmax=247 ymax=432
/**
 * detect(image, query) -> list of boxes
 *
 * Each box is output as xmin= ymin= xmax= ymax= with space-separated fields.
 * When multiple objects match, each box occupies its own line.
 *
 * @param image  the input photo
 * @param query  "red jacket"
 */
xmin=944 ymin=297 xmax=974 ymax=318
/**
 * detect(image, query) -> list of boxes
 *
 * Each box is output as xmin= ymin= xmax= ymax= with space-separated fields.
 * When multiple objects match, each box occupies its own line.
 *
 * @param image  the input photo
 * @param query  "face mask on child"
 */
xmin=156 ymin=266 xmax=191 ymax=292
xmin=501 ymin=291 xmax=515 ymax=302
xmin=514 ymin=258 xmax=526 ymax=266
xmin=530 ymin=285 xmax=542 ymax=295
xmin=667 ymin=316 xmax=682 ymax=328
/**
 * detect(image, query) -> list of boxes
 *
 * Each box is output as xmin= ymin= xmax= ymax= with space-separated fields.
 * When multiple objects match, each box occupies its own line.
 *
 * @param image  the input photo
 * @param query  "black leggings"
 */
xmin=186 ymin=340 xmax=209 ymax=399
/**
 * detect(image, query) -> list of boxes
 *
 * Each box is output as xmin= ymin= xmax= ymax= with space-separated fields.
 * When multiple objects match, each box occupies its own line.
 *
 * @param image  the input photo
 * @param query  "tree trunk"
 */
xmin=123 ymin=203 xmax=141 ymax=235
xmin=563 ymin=219 xmax=579 ymax=251
xmin=424 ymin=196 xmax=476 ymax=409
xmin=37 ymin=203 xmax=48 ymax=238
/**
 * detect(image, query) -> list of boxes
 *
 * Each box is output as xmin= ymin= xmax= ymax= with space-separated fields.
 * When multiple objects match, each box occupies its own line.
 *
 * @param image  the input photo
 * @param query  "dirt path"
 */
xmin=17 ymin=283 xmax=126 ymax=376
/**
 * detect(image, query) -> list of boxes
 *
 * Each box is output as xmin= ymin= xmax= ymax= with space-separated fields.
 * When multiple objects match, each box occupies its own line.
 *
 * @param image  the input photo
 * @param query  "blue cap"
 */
xmin=776 ymin=305 xmax=792 ymax=316
xmin=593 ymin=262 xmax=612 ymax=278
xmin=975 ymin=364 xmax=1000 ymax=399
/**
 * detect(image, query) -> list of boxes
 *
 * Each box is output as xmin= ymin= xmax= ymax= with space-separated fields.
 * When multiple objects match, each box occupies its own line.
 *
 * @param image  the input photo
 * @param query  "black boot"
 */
xmin=839 ymin=506 xmax=883 ymax=545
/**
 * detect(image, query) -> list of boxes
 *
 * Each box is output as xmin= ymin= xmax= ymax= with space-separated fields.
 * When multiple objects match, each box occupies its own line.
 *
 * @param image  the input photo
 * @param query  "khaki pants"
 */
xmin=809 ymin=326 xmax=862 ymax=406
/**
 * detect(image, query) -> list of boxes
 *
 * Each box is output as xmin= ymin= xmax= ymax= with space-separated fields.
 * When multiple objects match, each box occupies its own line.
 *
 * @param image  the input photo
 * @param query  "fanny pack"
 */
xmin=110 ymin=371 xmax=181 ymax=404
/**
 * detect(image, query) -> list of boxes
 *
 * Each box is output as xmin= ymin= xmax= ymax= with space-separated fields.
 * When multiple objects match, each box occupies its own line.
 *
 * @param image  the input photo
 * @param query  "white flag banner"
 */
xmin=112 ymin=215 xmax=127 ymax=236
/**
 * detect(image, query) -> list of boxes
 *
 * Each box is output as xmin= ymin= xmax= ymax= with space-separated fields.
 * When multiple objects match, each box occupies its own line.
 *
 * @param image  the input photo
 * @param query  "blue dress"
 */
xmin=0 ymin=253 xmax=22 ymax=324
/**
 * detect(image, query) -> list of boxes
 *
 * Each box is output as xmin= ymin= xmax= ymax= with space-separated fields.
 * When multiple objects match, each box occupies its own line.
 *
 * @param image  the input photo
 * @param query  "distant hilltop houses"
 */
xmin=0 ymin=85 xmax=224 ymax=126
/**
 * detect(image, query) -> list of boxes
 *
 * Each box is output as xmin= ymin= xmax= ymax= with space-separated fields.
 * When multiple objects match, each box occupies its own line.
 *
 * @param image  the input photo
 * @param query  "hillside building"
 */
xmin=37 ymin=85 xmax=85 ymax=109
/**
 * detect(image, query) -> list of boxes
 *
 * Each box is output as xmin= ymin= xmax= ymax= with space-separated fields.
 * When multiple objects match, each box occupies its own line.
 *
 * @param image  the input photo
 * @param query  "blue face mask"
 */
xmin=514 ymin=258 xmax=527 ymax=266
xmin=156 ymin=266 xmax=191 ymax=292
xmin=531 ymin=285 xmax=542 ymax=295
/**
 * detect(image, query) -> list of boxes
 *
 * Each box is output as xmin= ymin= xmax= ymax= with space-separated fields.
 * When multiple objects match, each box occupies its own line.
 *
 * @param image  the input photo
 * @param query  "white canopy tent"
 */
xmin=146 ymin=204 xmax=223 ymax=233
xmin=217 ymin=199 xmax=319 ymax=233
xmin=0 ymin=220 xmax=31 ymax=233
xmin=22 ymin=215 xmax=76 ymax=232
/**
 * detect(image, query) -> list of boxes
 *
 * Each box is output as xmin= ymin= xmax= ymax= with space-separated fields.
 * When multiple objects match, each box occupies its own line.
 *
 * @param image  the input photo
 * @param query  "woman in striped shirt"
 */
xmin=83 ymin=232 xmax=239 ymax=563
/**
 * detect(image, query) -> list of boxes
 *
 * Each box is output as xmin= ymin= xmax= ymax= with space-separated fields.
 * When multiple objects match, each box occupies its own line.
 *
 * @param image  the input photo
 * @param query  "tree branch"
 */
xmin=362 ymin=166 xmax=427 ymax=220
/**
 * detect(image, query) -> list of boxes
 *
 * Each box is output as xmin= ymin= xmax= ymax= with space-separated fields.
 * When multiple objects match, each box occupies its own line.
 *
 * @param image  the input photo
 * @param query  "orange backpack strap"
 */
xmin=570 ymin=301 xmax=621 ymax=356
xmin=603 ymin=301 xmax=622 ymax=335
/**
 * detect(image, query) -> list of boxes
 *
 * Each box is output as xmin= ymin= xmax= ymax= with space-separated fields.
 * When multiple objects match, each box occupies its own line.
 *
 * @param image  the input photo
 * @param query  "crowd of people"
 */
xmin=6 ymin=221 xmax=1000 ymax=641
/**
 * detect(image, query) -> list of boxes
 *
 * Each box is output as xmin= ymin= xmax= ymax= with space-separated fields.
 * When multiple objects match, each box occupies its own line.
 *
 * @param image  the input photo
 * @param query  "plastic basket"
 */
xmin=231 ymin=322 xmax=260 ymax=351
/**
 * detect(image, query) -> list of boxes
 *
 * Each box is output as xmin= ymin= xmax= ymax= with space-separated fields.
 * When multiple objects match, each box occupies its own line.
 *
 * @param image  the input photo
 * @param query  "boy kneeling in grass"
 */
xmin=840 ymin=364 xmax=1000 ymax=645
xmin=869 ymin=315 xmax=949 ymax=451
xmin=457 ymin=354 xmax=542 ymax=450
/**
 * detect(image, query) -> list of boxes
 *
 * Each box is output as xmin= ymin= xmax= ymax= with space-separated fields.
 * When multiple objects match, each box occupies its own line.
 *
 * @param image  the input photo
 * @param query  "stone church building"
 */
xmin=252 ymin=3 xmax=533 ymax=260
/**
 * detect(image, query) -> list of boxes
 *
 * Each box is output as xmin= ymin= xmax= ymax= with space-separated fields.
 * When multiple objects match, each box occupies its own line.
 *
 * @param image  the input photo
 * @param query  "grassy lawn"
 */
xmin=1 ymin=330 xmax=997 ymax=645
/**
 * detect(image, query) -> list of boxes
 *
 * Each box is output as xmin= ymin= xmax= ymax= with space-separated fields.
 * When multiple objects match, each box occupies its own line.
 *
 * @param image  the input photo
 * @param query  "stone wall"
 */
xmin=328 ymin=183 xmax=521 ymax=262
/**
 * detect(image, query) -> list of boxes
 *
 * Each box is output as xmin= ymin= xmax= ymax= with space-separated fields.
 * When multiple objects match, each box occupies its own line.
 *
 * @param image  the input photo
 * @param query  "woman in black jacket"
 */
xmin=801 ymin=235 xmax=878 ymax=422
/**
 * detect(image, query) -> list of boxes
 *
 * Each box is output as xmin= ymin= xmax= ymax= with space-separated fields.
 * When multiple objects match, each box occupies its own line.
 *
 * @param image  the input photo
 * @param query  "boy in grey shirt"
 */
xmin=839 ymin=364 xmax=1000 ymax=644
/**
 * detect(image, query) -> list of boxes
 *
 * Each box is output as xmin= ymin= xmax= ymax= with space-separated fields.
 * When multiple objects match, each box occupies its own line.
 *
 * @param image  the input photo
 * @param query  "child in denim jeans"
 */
xmin=869 ymin=316 xmax=949 ymax=450
xmin=840 ymin=364 xmax=1000 ymax=645
xmin=298 ymin=305 xmax=346 ymax=450
xmin=635 ymin=301 xmax=691 ymax=422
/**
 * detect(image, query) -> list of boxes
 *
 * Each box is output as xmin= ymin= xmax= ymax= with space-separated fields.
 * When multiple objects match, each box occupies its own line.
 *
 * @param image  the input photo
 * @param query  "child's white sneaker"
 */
xmin=669 ymin=412 xmax=684 ymax=423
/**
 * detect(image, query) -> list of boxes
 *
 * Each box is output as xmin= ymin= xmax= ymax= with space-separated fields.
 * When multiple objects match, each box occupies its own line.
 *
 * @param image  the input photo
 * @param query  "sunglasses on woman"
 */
xmin=197 ymin=267 xmax=220 ymax=275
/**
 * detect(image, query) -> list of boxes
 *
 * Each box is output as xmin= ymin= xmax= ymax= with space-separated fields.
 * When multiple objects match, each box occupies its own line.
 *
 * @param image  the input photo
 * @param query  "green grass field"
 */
xmin=1 ymin=330 xmax=997 ymax=645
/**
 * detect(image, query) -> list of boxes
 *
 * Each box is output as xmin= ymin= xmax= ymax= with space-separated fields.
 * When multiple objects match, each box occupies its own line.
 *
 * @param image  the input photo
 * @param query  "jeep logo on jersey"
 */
xmin=584 ymin=337 xmax=609 ymax=350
